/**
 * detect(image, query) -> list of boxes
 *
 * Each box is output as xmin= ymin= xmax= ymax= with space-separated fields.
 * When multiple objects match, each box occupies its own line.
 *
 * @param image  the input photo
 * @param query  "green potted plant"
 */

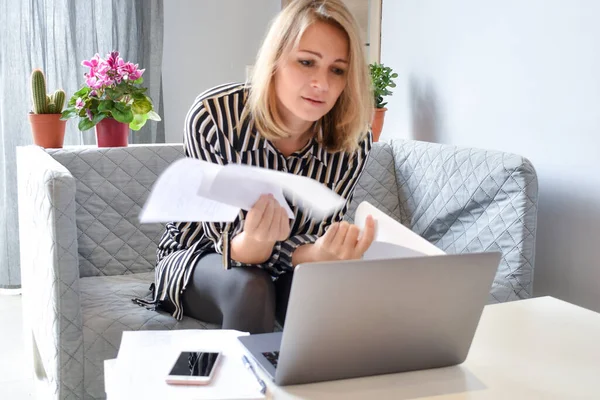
xmin=369 ymin=62 xmax=398 ymax=142
xmin=28 ymin=69 xmax=67 ymax=148
xmin=61 ymin=51 xmax=161 ymax=147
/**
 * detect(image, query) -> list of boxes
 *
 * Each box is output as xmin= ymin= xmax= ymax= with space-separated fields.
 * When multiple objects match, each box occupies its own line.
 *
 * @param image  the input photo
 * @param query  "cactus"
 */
xmin=53 ymin=89 xmax=66 ymax=111
xmin=30 ymin=69 xmax=66 ymax=114
xmin=31 ymin=69 xmax=48 ymax=114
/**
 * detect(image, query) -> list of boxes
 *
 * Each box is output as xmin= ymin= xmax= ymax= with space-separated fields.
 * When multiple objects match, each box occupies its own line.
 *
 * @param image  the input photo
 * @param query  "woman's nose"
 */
xmin=310 ymin=69 xmax=329 ymax=91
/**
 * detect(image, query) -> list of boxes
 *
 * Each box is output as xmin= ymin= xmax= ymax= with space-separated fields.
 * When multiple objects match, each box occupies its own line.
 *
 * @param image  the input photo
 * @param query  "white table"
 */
xmin=105 ymin=296 xmax=600 ymax=399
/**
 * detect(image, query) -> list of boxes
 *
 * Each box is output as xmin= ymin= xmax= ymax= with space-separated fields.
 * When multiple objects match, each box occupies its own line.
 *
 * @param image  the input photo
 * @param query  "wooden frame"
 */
xmin=367 ymin=0 xmax=382 ymax=63
xmin=280 ymin=0 xmax=382 ymax=63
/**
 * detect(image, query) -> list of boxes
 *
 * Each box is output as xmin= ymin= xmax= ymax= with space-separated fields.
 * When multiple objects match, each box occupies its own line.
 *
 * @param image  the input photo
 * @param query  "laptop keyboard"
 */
xmin=262 ymin=351 xmax=280 ymax=368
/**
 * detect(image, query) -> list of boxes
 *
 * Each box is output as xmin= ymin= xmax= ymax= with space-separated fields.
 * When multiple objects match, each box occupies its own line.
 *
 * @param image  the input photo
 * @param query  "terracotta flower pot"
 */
xmin=371 ymin=107 xmax=387 ymax=142
xmin=95 ymin=118 xmax=129 ymax=147
xmin=28 ymin=113 xmax=67 ymax=148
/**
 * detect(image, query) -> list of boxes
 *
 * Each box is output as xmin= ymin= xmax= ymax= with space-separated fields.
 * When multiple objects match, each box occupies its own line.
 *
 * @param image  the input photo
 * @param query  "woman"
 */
xmin=140 ymin=0 xmax=376 ymax=333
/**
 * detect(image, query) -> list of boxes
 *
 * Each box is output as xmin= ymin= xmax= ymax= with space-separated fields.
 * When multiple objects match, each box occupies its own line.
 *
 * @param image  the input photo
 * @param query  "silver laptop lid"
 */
xmin=275 ymin=252 xmax=501 ymax=386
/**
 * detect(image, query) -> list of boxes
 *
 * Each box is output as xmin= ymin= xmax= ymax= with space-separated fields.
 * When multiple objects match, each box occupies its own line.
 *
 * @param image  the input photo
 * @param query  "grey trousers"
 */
xmin=164 ymin=253 xmax=293 ymax=334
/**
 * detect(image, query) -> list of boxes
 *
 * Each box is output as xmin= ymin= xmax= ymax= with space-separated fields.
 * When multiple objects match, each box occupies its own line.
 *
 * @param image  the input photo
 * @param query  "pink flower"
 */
xmin=99 ymin=74 xmax=115 ymax=87
xmin=82 ymin=53 xmax=101 ymax=69
xmin=96 ymin=63 xmax=111 ymax=77
xmin=106 ymin=51 xmax=124 ymax=69
xmin=75 ymin=98 xmax=84 ymax=110
xmin=84 ymin=58 xmax=111 ymax=89
xmin=85 ymin=75 xmax=102 ymax=90
xmin=113 ymin=73 xmax=123 ymax=85
xmin=117 ymin=62 xmax=144 ymax=81
xmin=129 ymin=68 xmax=144 ymax=81
xmin=86 ymin=109 xmax=93 ymax=121
xmin=80 ymin=50 xmax=146 ymax=90
xmin=82 ymin=54 xmax=102 ymax=79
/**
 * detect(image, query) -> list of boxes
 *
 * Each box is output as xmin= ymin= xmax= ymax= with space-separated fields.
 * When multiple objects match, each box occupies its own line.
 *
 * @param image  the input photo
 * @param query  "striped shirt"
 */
xmin=148 ymin=82 xmax=372 ymax=320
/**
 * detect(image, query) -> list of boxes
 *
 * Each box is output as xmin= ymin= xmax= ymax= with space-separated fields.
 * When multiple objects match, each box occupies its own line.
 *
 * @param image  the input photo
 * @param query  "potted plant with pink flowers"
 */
xmin=61 ymin=51 xmax=161 ymax=147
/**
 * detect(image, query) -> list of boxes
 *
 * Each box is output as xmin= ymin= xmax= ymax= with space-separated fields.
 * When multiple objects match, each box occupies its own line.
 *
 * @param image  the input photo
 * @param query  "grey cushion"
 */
xmin=48 ymin=145 xmax=186 ymax=277
xmin=346 ymin=141 xmax=403 ymax=224
xmin=389 ymin=139 xmax=538 ymax=302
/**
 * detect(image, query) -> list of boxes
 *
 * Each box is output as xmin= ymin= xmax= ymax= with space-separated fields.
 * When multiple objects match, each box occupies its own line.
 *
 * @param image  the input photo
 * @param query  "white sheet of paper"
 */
xmin=362 ymin=241 xmax=427 ymax=260
xmin=354 ymin=201 xmax=446 ymax=256
xmin=208 ymin=172 xmax=294 ymax=218
xmin=139 ymin=158 xmax=240 ymax=223
xmin=111 ymin=330 xmax=264 ymax=400
xmin=218 ymin=163 xmax=345 ymax=220
xmin=141 ymin=157 xmax=333 ymax=223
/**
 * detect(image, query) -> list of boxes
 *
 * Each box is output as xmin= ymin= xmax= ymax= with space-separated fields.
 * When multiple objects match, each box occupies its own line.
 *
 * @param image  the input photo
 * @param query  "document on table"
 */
xmin=139 ymin=158 xmax=346 ymax=223
xmin=109 ymin=329 xmax=265 ymax=400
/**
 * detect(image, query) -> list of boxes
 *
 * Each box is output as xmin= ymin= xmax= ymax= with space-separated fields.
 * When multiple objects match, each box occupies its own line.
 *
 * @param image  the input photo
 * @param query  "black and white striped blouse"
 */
xmin=150 ymin=82 xmax=372 ymax=320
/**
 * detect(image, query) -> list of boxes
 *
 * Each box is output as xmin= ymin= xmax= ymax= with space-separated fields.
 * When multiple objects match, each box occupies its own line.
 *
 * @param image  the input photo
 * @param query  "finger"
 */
xmin=269 ymin=199 xmax=287 ymax=241
xmin=322 ymin=223 xmax=339 ymax=247
xmin=343 ymin=224 xmax=361 ymax=256
xmin=332 ymin=221 xmax=350 ymax=250
xmin=356 ymin=215 xmax=376 ymax=255
xmin=277 ymin=207 xmax=291 ymax=241
xmin=245 ymin=195 xmax=270 ymax=233
xmin=259 ymin=196 xmax=277 ymax=239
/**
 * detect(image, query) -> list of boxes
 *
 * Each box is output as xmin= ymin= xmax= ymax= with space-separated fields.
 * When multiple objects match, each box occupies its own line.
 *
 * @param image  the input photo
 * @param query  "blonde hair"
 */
xmin=242 ymin=0 xmax=373 ymax=153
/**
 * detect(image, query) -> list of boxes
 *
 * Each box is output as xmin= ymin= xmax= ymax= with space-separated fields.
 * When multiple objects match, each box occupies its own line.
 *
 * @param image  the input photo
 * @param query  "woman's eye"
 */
xmin=299 ymin=59 xmax=313 ymax=67
xmin=332 ymin=68 xmax=345 ymax=76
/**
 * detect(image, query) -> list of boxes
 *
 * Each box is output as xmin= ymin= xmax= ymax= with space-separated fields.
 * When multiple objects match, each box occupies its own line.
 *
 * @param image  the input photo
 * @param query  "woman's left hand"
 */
xmin=292 ymin=216 xmax=376 ymax=266
xmin=313 ymin=216 xmax=376 ymax=261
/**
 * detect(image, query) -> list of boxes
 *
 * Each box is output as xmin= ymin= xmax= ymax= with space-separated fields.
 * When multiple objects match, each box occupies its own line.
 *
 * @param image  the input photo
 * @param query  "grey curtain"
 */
xmin=0 ymin=0 xmax=164 ymax=288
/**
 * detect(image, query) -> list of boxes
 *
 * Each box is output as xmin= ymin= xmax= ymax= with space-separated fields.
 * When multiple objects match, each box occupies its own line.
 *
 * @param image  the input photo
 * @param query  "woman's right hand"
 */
xmin=230 ymin=194 xmax=291 ymax=265
xmin=243 ymin=194 xmax=291 ymax=242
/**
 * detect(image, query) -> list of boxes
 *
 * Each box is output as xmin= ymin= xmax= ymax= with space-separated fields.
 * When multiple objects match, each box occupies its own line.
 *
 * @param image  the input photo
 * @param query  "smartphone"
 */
xmin=165 ymin=351 xmax=222 ymax=385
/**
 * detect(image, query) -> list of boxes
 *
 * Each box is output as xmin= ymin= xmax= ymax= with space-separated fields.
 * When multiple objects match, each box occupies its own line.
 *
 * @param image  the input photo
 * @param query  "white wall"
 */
xmin=381 ymin=0 xmax=600 ymax=311
xmin=162 ymin=0 xmax=281 ymax=143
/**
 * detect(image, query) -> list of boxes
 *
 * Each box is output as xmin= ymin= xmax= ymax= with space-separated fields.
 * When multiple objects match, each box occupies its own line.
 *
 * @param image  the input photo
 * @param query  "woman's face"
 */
xmin=274 ymin=21 xmax=349 ymax=135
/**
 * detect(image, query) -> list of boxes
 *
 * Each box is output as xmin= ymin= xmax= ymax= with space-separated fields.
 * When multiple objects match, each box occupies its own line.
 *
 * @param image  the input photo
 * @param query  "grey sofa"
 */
xmin=16 ymin=140 xmax=538 ymax=399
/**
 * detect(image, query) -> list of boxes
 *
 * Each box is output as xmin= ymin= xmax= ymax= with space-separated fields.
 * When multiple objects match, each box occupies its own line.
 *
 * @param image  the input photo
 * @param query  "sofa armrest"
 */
xmin=390 ymin=139 xmax=539 ymax=302
xmin=17 ymin=146 xmax=84 ymax=399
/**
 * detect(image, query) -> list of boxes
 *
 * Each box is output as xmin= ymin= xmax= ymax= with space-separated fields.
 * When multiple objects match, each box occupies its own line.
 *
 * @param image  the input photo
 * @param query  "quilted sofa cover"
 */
xmin=16 ymin=140 xmax=538 ymax=399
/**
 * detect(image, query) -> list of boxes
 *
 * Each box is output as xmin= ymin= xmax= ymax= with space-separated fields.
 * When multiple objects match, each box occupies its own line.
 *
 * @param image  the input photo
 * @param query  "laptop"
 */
xmin=238 ymin=252 xmax=501 ymax=386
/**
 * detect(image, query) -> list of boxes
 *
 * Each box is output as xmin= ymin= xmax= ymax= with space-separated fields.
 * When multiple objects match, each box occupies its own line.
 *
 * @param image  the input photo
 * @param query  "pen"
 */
xmin=242 ymin=355 xmax=267 ymax=395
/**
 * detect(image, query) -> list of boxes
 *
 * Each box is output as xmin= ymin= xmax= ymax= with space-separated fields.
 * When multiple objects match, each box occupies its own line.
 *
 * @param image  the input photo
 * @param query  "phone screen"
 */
xmin=168 ymin=351 xmax=220 ymax=377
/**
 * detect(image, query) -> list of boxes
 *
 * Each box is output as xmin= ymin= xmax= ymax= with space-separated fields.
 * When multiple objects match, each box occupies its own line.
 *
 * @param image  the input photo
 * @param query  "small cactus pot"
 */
xmin=28 ymin=113 xmax=67 ymax=148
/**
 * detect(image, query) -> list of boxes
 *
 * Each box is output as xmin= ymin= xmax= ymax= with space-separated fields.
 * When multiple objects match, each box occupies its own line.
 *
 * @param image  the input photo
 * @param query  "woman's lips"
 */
xmin=302 ymin=97 xmax=325 ymax=106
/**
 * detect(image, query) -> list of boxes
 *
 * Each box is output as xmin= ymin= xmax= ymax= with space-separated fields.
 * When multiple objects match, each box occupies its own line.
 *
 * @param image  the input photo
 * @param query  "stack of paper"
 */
xmin=105 ymin=330 xmax=266 ymax=400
